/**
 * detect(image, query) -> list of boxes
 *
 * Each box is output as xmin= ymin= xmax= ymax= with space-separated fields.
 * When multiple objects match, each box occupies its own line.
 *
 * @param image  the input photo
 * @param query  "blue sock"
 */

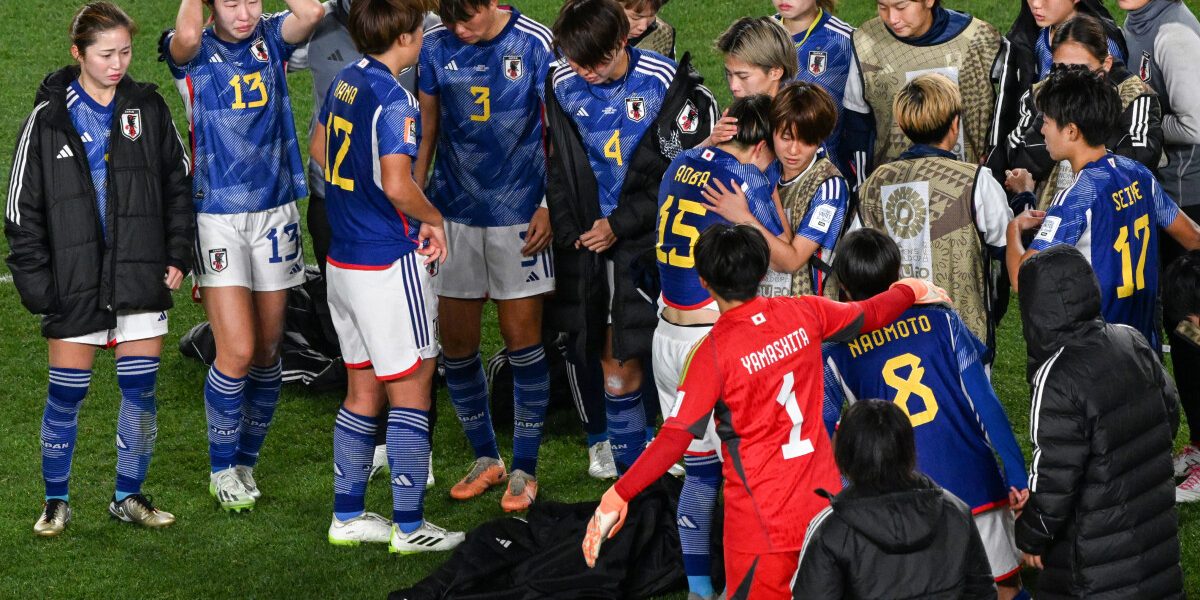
xmin=444 ymin=353 xmax=499 ymax=460
xmin=115 ymin=357 xmax=159 ymax=500
xmin=333 ymin=406 xmax=376 ymax=522
xmin=388 ymin=407 xmax=430 ymax=533
xmin=680 ymin=452 xmax=721 ymax=597
xmin=236 ymin=360 xmax=282 ymax=468
xmin=204 ymin=365 xmax=246 ymax=472
xmin=42 ymin=367 xmax=92 ymax=501
xmin=606 ymin=390 xmax=647 ymax=474
xmin=586 ymin=432 xmax=607 ymax=446
xmin=510 ymin=345 xmax=549 ymax=475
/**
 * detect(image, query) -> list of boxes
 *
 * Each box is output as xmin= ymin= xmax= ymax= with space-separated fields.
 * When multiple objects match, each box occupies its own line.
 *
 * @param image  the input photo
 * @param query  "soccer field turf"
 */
xmin=0 ymin=0 xmax=1195 ymax=597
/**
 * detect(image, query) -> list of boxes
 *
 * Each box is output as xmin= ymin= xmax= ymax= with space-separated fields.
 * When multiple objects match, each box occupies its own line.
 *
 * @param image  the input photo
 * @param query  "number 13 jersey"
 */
xmin=667 ymin=295 xmax=860 ymax=553
xmin=318 ymin=56 xmax=422 ymax=268
xmin=163 ymin=12 xmax=307 ymax=215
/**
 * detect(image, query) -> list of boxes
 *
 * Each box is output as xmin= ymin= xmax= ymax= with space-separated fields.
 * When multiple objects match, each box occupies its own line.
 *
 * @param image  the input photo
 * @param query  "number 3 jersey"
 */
xmin=1029 ymin=153 xmax=1179 ymax=348
xmin=823 ymin=306 xmax=1028 ymax=513
xmin=666 ymin=295 xmax=862 ymax=552
xmin=552 ymin=47 xmax=675 ymax=218
xmin=418 ymin=7 xmax=554 ymax=227
xmin=163 ymin=12 xmax=307 ymax=214
xmin=318 ymin=56 xmax=422 ymax=267
xmin=657 ymin=147 xmax=783 ymax=309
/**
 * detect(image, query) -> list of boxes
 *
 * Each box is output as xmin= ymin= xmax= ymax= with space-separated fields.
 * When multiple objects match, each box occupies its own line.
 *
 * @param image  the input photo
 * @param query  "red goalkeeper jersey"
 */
xmin=666 ymin=295 xmax=863 ymax=553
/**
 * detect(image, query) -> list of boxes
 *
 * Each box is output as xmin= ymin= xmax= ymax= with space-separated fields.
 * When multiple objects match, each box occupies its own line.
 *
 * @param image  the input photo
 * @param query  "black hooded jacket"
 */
xmin=792 ymin=478 xmax=995 ymax=600
xmin=5 ymin=66 xmax=194 ymax=339
xmin=543 ymin=53 xmax=717 ymax=361
xmin=1015 ymin=246 xmax=1183 ymax=599
xmin=988 ymin=0 xmax=1127 ymax=177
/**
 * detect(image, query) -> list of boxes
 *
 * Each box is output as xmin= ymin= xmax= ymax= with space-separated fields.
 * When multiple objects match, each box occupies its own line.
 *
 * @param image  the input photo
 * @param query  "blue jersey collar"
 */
xmin=899 ymin=143 xmax=957 ymax=161
xmin=68 ymin=79 xmax=115 ymax=113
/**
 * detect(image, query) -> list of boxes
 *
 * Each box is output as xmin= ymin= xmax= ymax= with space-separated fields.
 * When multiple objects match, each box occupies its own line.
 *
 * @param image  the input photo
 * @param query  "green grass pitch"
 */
xmin=0 ymin=0 xmax=1195 ymax=597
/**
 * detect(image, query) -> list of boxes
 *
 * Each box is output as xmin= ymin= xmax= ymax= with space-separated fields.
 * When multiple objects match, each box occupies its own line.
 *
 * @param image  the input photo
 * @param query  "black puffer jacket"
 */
xmin=544 ymin=53 xmax=716 ymax=360
xmin=791 ymin=478 xmax=995 ymax=600
xmin=5 ymin=66 xmax=194 ymax=339
xmin=1015 ymin=246 xmax=1183 ymax=599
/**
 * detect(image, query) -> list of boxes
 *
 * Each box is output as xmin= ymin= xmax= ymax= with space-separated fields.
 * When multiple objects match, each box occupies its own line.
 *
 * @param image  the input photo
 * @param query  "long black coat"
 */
xmin=543 ymin=53 xmax=717 ymax=361
xmin=5 ymin=66 xmax=194 ymax=339
xmin=1015 ymin=246 xmax=1183 ymax=599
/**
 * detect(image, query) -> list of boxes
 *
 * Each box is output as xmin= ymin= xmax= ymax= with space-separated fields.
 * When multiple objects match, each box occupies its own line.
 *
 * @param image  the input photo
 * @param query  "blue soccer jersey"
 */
xmin=318 ymin=56 xmax=423 ymax=268
xmin=824 ymin=306 xmax=1028 ymax=512
xmin=552 ymin=47 xmax=674 ymax=217
xmin=1029 ymin=154 xmax=1179 ymax=347
xmin=779 ymin=10 xmax=854 ymax=173
xmin=657 ymin=147 xmax=784 ymax=309
xmin=1035 ymin=26 xmax=1125 ymax=80
xmin=66 ymin=81 xmax=114 ymax=239
xmin=419 ymin=7 xmax=554 ymax=227
xmin=785 ymin=150 xmax=849 ymax=293
xmin=163 ymin=12 xmax=307 ymax=214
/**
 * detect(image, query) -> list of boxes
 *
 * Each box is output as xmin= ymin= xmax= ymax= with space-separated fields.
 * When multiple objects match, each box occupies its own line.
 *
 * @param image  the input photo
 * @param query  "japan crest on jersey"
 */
xmin=676 ymin=100 xmax=699 ymax=133
xmin=626 ymin=95 xmax=646 ymax=122
xmin=251 ymin=38 xmax=270 ymax=62
xmin=1139 ymin=50 xmax=1153 ymax=84
xmin=503 ymin=55 xmax=523 ymax=81
xmin=807 ymin=51 xmax=828 ymax=76
xmin=120 ymin=109 xmax=142 ymax=141
xmin=209 ymin=248 xmax=228 ymax=272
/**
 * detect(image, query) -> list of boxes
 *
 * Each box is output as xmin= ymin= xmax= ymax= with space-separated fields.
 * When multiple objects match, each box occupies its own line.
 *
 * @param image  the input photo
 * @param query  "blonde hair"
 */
xmin=893 ymin=73 xmax=962 ymax=145
xmin=715 ymin=17 xmax=798 ymax=81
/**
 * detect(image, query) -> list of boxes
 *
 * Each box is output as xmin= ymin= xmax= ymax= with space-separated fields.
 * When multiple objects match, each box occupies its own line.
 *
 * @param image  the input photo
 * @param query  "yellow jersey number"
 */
xmin=324 ymin=114 xmax=355 ymax=192
xmin=604 ymin=130 xmax=623 ymax=166
xmin=882 ymin=353 xmax=939 ymax=427
xmin=470 ymin=86 xmax=490 ymax=122
xmin=655 ymin=195 xmax=705 ymax=268
xmin=1114 ymin=214 xmax=1151 ymax=298
xmin=229 ymin=71 xmax=268 ymax=110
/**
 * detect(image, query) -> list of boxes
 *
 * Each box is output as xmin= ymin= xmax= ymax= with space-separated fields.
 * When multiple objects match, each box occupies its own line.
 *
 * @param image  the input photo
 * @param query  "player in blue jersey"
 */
xmin=11 ymin=2 xmax=194 ymax=537
xmin=652 ymin=95 xmax=783 ymax=600
xmin=1007 ymin=66 xmax=1200 ymax=349
xmin=772 ymin=0 xmax=855 ymax=177
xmin=545 ymin=0 xmax=718 ymax=482
xmin=309 ymin=0 xmax=463 ymax=554
xmin=164 ymin=0 xmax=323 ymax=512
xmin=825 ymin=229 xmax=1032 ymax=600
xmin=413 ymin=0 xmax=556 ymax=513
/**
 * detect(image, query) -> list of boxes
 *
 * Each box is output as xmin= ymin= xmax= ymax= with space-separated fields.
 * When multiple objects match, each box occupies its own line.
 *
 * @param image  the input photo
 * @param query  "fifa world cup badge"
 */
xmin=121 ymin=109 xmax=142 ymax=141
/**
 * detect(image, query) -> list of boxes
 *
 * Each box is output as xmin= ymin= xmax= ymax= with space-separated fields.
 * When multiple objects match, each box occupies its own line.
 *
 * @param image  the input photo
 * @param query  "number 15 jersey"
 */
xmin=318 ymin=56 xmax=423 ymax=268
xmin=163 ymin=12 xmax=308 ymax=214
xmin=666 ymin=295 xmax=862 ymax=553
xmin=1029 ymin=153 xmax=1179 ymax=348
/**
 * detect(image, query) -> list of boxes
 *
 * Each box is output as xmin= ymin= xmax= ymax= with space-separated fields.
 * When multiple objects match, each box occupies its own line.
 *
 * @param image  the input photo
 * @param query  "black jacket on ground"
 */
xmin=5 ymin=66 xmax=193 ymax=339
xmin=988 ymin=0 xmax=1127 ymax=177
xmin=544 ymin=53 xmax=717 ymax=361
xmin=1015 ymin=246 xmax=1183 ymax=599
xmin=792 ymin=478 xmax=995 ymax=599
xmin=390 ymin=477 xmax=717 ymax=600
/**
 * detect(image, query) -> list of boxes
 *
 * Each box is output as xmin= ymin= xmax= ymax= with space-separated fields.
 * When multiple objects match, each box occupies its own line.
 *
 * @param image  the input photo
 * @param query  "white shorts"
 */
xmin=195 ymin=202 xmax=305 ymax=292
xmin=60 ymin=310 xmax=168 ymax=347
xmin=652 ymin=318 xmax=720 ymax=456
xmin=974 ymin=507 xmax=1021 ymax=581
xmin=434 ymin=221 xmax=554 ymax=300
xmin=327 ymin=253 xmax=440 ymax=380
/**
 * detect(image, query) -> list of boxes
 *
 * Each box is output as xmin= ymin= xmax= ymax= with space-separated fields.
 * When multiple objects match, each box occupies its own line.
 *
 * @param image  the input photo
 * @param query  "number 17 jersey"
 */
xmin=1029 ymin=153 xmax=1179 ymax=347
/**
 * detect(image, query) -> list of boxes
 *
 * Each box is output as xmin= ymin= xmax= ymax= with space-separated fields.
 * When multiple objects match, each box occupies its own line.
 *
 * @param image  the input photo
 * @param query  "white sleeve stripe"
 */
xmin=1027 ymin=346 xmax=1065 ymax=493
xmin=8 ymin=101 xmax=49 ymax=226
xmin=1129 ymin=96 xmax=1149 ymax=147
xmin=423 ymin=23 xmax=445 ymax=37
xmin=514 ymin=19 xmax=553 ymax=50
xmin=797 ymin=505 xmax=835 ymax=568
xmin=170 ymin=119 xmax=191 ymax=176
xmin=371 ymin=105 xmax=383 ymax=190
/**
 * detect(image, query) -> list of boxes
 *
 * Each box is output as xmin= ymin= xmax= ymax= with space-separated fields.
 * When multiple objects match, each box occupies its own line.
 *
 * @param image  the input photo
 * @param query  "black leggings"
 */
xmin=1160 ymin=204 xmax=1200 ymax=444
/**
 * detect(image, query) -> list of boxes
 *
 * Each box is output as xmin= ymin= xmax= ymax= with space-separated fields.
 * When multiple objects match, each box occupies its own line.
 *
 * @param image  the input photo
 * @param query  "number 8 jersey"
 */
xmin=1029 ymin=153 xmax=1179 ymax=348
xmin=318 ymin=56 xmax=423 ymax=267
xmin=667 ymin=295 xmax=860 ymax=553
xmin=162 ymin=12 xmax=308 ymax=214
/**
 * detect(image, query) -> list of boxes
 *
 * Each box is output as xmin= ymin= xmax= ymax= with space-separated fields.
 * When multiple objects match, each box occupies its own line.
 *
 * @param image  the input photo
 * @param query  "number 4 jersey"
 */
xmin=1029 ymin=153 xmax=1179 ymax=348
xmin=163 ymin=12 xmax=308 ymax=215
xmin=666 ymin=295 xmax=865 ymax=553
xmin=318 ymin=56 xmax=423 ymax=267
